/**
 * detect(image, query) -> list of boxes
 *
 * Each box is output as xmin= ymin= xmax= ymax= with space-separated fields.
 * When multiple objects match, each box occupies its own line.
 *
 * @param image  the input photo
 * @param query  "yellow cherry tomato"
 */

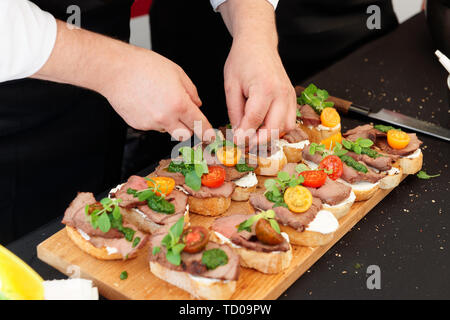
xmin=387 ymin=129 xmax=410 ymax=149
xmin=320 ymin=107 xmax=341 ymax=128
xmin=284 ymin=185 xmax=313 ymax=213
xmin=320 ymin=132 xmax=342 ymax=150
xmin=216 ymin=146 xmax=242 ymax=167
xmin=147 ymin=177 xmax=175 ymax=196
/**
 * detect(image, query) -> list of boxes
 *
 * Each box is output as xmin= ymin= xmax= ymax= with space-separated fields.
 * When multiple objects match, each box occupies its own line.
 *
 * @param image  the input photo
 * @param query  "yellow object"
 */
xmin=146 ymin=176 xmax=175 ymax=196
xmin=284 ymin=186 xmax=313 ymax=213
xmin=387 ymin=129 xmax=410 ymax=149
xmin=320 ymin=107 xmax=341 ymax=128
xmin=320 ymin=132 xmax=342 ymax=150
xmin=216 ymin=146 xmax=242 ymax=167
xmin=0 ymin=245 xmax=44 ymax=300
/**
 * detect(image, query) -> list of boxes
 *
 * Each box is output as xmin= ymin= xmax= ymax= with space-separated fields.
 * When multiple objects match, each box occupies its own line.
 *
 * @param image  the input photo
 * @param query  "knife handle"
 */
xmin=295 ymin=85 xmax=353 ymax=114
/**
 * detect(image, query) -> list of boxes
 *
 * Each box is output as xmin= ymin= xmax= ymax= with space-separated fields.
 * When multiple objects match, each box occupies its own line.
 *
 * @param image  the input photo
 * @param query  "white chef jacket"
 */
xmin=0 ymin=0 xmax=278 ymax=83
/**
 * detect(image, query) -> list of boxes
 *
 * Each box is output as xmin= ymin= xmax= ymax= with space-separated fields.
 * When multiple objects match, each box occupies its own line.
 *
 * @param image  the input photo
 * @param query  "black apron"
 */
xmin=0 ymin=0 xmax=133 ymax=244
xmin=150 ymin=0 xmax=398 ymax=117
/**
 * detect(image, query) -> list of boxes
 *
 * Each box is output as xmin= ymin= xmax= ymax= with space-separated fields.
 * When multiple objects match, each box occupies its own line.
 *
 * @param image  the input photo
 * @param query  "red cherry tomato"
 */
xmin=201 ymin=166 xmax=226 ymax=188
xmin=318 ymin=155 xmax=343 ymax=180
xmin=182 ymin=226 xmax=209 ymax=254
xmin=299 ymin=170 xmax=327 ymax=188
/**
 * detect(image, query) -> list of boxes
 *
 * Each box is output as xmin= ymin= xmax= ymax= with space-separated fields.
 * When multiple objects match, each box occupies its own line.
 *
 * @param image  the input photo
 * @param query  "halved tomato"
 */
xmin=216 ymin=146 xmax=242 ymax=167
xmin=299 ymin=170 xmax=327 ymax=188
xmin=182 ymin=226 xmax=209 ymax=253
xmin=387 ymin=129 xmax=410 ymax=149
xmin=318 ymin=155 xmax=343 ymax=180
xmin=320 ymin=107 xmax=341 ymax=128
xmin=147 ymin=177 xmax=175 ymax=196
xmin=284 ymin=185 xmax=313 ymax=213
xmin=201 ymin=166 xmax=226 ymax=188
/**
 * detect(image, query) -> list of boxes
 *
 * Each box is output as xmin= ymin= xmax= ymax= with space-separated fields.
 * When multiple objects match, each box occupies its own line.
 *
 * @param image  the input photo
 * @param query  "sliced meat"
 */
xmin=249 ymin=142 xmax=280 ymax=157
xmin=299 ymin=104 xmax=320 ymax=126
xmin=87 ymin=224 xmax=148 ymax=258
xmin=281 ymin=163 xmax=298 ymax=176
xmin=249 ymin=192 xmax=320 ymax=231
xmin=302 ymin=145 xmax=323 ymax=164
xmin=223 ymin=166 xmax=249 ymax=181
xmin=149 ymin=234 xmax=240 ymax=281
xmin=283 ymin=127 xmax=309 ymax=143
xmin=115 ymin=175 xmax=148 ymax=208
xmin=343 ymin=124 xmax=386 ymax=142
xmin=345 ymin=151 xmax=394 ymax=171
xmin=183 ymin=181 xmax=235 ymax=198
xmin=137 ymin=189 xmax=188 ymax=225
xmin=154 ymin=159 xmax=185 ymax=185
xmin=212 ymin=214 xmax=290 ymax=253
xmin=375 ymin=133 xmax=422 ymax=156
xmin=62 ymin=192 xmax=123 ymax=238
xmin=340 ymin=163 xmax=385 ymax=184
xmin=306 ymin=178 xmax=351 ymax=206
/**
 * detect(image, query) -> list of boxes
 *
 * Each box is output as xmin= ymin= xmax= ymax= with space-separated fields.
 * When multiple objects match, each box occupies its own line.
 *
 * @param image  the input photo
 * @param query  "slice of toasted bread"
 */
xmin=399 ymin=150 xmax=423 ymax=174
xmin=188 ymin=196 xmax=231 ymax=216
xmin=231 ymin=185 xmax=257 ymax=201
xmin=66 ymin=226 xmax=138 ymax=260
xmin=282 ymin=145 xmax=303 ymax=163
xmin=210 ymin=232 xmax=292 ymax=274
xmin=248 ymin=152 xmax=287 ymax=176
xmin=379 ymin=165 xmax=403 ymax=189
xmin=280 ymin=225 xmax=335 ymax=247
xmin=149 ymin=261 xmax=236 ymax=300
xmin=297 ymin=122 xmax=340 ymax=144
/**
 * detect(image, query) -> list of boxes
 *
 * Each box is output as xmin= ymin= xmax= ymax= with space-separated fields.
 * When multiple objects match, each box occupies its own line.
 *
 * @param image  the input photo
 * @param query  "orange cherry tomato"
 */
xmin=320 ymin=132 xmax=342 ymax=150
xmin=318 ymin=155 xmax=343 ymax=180
xmin=216 ymin=146 xmax=242 ymax=167
xmin=387 ymin=129 xmax=410 ymax=149
xmin=299 ymin=170 xmax=327 ymax=188
xmin=201 ymin=166 xmax=226 ymax=188
xmin=320 ymin=107 xmax=341 ymax=128
xmin=147 ymin=177 xmax=175 ymax=196
xmin=284 ymin=185 xmax=313 ymax=213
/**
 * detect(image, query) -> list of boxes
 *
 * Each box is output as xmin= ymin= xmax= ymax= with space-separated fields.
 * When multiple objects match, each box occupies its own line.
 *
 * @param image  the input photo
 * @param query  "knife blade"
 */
xmin=295 ymin=86 xmax=450 ymax=142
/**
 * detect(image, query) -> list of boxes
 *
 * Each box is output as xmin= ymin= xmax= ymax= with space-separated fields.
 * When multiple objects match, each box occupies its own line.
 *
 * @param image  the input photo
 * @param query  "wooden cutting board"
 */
xmin=37 ymin=175 xmax=406 ymax=300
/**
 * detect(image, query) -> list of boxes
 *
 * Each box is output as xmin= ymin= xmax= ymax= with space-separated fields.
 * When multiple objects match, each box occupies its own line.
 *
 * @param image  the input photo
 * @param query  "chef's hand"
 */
xmin=218 ymin=0 xmax=297 ymax=145
xmin=33 ymin=20 xmax=212 ymax=142
xmin=101 ymin=47 xmax=212 ymax=141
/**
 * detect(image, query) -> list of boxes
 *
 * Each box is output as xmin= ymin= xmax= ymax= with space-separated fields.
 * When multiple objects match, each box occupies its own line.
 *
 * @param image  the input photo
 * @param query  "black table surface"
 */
xmin=7 ymin=13 xmax=450 ymax=300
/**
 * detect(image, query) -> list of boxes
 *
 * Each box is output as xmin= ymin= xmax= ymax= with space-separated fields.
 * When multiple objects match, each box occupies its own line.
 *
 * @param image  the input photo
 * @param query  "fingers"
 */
xmin=225 ymin=82 xmax=246 ymax=128
xmin=180 ymin=98 xmax=213 ymax=142
xmin=178 ymin=69 xmax=202 ymax=107
xmin=235 ymin=85 xmax=272 ymax=144
xmin=166 ymin=122 xmax=193 ymax=142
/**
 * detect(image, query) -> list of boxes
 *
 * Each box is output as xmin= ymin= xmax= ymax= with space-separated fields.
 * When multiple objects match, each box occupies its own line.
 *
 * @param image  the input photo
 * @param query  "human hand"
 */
xmin=224 ymin=34 xmax=297 ymax=146
xmin=100 ymin=46 xmax=212 ymax=141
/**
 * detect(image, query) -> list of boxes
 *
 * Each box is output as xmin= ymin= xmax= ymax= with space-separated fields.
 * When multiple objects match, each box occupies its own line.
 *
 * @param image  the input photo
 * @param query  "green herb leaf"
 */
xmin=339 ymin=155 xmax=368 ymax=173
xmin=202 ymin=248 xmax=228 ymax=270
xmin=298 ymin=83 xmax=335 ymax=114
xmin=120 ymin=271 xmax=128 ymax=280
xmin=296 ymin=109 xmax=302 ymax=118
xmin=374 ymin=124 xmax=401 ymax=133
xmin=97 ymin=212 xmax=111 ymax=233
xmin=235 ymin=163 xmax=255 ymax=172
xmin=132 ymin=237 xmax=141 ymax=248
xmin=416 ymin=170 xmax=440 ymax=179
xmin=152 ymin=246 xmax=161 ymax=255
xmin=269 ymin=219 xmax=281 ymax=234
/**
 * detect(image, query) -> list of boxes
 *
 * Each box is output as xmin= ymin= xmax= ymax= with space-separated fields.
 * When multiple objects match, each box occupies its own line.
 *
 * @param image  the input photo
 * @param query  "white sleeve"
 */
xmin=0 ymin=0 xmax=57 ymax=82
xmin=210 ymin=0 xmax=279 ymax=12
